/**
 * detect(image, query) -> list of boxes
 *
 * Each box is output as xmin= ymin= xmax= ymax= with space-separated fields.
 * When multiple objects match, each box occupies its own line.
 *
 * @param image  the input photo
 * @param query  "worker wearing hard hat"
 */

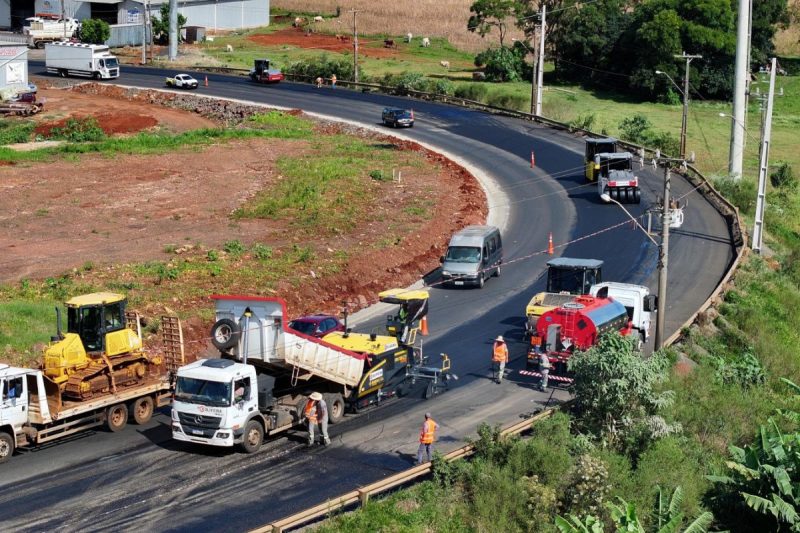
xmin=492 ymin=335 xmax=509 ymax=384
xmin=304 ymin=392 xmax=330 ymax=446
xmin=416 ymin=412 xmax=439 ymax=465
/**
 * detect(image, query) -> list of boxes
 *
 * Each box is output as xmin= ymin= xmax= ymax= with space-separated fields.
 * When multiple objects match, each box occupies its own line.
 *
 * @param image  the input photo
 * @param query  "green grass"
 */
xmin=0 ymin=112 xmax=314 ymax=164
xmin=0 ymin=300 xmax=59 ymax=362
xmin=0 ymin=119 xmax=36 ymax=145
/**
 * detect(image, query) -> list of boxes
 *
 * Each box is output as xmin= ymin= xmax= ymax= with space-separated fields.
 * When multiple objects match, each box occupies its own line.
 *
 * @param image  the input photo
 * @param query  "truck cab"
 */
xmin=172 ymin=359 xmax=269 ymax=451
xmin=585 ymin=137 xmax=618 ymax=181
xmin=590 ymin=282 xmax=656 ymax=345
xmin=0 ymin=366 xmax=30 ymax=461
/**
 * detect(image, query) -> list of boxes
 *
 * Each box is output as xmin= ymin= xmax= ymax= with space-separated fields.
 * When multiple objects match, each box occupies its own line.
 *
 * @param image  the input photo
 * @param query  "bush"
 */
xmin=427 ymin=77 xmax=454 ymax=96
xmin=79 ymin=19 xmax=110 ymax=44
xmin=285 ymin=55 xmax=356 ymax=82
xmin=474 ymin=46 xmax=527 ymax=82
xmin=251 ymin=243 xmax=272 ymax=260
xmin=486 ymin=92 xmax=528 ymax=111
xmin=454 ymin=83 xmax=489 ymax=102
xmin=713 ymin=176 xmax=758 ymax=214
xmin=0 ymin=120 xmax=34 ymax=145
xmin=617 ymin=114 xmax=680 ymax=156
xmin=770 ymin=161 xmax=796 ymax=190
xmin=48 ymin=117 xmax=105 ymax=142
xmin=223 ymin=239 xmax=246 ymax=256
xmin=570 ymin=113 xmax=597 ymax=131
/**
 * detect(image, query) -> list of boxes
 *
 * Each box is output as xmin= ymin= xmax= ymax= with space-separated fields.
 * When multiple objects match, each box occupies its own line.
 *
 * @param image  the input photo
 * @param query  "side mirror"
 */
xmin=644 ymin=294 xmax=657 ymax=312
xmin=439 ymin=255 xmax=445 ymax=263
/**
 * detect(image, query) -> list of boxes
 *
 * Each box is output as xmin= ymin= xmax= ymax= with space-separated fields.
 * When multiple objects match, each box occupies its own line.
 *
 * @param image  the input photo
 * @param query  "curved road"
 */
xmin=0 ymin=66 xmax=734 ymax=531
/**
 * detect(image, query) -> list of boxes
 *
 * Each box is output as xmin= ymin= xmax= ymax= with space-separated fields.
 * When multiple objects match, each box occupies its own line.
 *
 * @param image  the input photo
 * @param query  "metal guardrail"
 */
xmin=251 ymin=408 xmax=558 ymax=533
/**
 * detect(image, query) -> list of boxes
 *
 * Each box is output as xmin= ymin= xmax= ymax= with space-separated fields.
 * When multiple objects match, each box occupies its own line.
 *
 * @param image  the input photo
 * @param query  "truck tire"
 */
xmin=494 ymin=263 xmax=501 ymax=277
xmin=240 ymin=419 xmax=263 ymax=454
xmin=478 ymin=273 xmax=485 ymax=289
xmin=324 ymin=393 xmax=345 ymax=424
xmin=423 ymin=381 xmax=434 ymax=400
xmin=59 ymin=69 xmax=67 ymax=78
xmin=210 ymin=318 xmax=240 ymax=351
xmin=0 ymin=432 xmax=14 ymax=463
xmin=107 ymin=403 xmax=129 ymax=432
xmin=633 ymin=189 xmax=641 ymax=204
xmin=132 ymin=396 xmax=154 ymax=425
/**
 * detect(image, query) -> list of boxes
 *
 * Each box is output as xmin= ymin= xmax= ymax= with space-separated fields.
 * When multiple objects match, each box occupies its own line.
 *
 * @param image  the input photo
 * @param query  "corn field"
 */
xmin=272 ymin=0 xmax=524 ymax=53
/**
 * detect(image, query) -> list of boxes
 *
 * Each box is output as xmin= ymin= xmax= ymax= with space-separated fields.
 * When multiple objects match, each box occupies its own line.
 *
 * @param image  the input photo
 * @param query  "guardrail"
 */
xmin=251 ymin=408 xmax=558 ymax=533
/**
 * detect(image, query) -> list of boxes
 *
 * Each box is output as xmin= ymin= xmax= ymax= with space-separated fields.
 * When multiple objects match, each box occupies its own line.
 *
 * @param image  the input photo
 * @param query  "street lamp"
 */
xmin=600 ymin=192 xmax=668 ymax=350
xmin=512 ymin=38 xmax=536 ymax=115
xmin=656 ymin=69 xmax=689 ymax=160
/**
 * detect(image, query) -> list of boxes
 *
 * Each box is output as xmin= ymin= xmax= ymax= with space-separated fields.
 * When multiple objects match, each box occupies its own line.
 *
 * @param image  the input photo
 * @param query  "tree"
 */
xmin=474 ymin=44 xmax=529 ymax=81
xmin=568 ymin=333 xmax=679 ymax=454
xmin=151 ymin=4 xmax=187 ymax=44
xmin=750 ymin=0 xmax=790 ymax=67
xmin=468 ymin=0 xmax=520 ymax=48
xmin=79 ymin=19 xmax=110 ymax=45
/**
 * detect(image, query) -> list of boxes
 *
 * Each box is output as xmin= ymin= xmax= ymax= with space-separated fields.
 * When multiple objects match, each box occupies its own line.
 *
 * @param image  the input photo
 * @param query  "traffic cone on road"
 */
xmin=547 ymin=232 xmax=554 ymax=255
xmin=204 ymin=75 xmax=209 ymax=87
xmin=420 ymin=316 xmax=429 ymax=336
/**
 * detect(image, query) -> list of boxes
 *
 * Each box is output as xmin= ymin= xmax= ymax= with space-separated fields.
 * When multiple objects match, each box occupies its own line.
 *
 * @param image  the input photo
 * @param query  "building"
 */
xmin=1 ymin=0 xmax=269 ymax=33
xmin=0 ymin=41 xmax=28 ymax=94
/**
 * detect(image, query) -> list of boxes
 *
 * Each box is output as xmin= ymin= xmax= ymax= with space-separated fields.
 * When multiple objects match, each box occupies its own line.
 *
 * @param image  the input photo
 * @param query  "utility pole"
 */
xmin=141 ymin=1 xmax=147 ymax=65
xmin=61 ymin=0 xmax=67 ymax=38
xmin=351 ymin=10 xmax=359 ymax=83
xmin=535 ymin=3 xmax=546 ymax=116
xmin=675 ymin=53 xmax=702 ymax=160
xmin=752 ymin=57 xmax=777 ymax=254
xmin=655 ymin=164 xmax=671 ymax=349
xmin=729 ymin=0 xmax=750 ymax=180
xmin=168 ymin=0 xmax=178 ymax=60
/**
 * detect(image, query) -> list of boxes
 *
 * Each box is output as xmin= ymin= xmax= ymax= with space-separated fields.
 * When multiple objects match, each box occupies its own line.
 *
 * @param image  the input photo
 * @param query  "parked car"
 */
xmin=165 ymin=73 xmax=199 ymax=89
xmin=288 ymin=314 xmax=345 ymax=338
xmin=382 ymin=108 xmax=414 ymax=128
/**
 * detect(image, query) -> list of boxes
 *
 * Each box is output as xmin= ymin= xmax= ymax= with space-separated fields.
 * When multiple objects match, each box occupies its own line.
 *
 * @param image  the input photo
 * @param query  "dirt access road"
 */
xmin=0 ymin=82 xmax=485 ymax=324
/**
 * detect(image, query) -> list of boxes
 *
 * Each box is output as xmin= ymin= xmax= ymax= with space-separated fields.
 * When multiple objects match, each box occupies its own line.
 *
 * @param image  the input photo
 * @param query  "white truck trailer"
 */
xmin=45 ymin=42 xmax=120 ymax=80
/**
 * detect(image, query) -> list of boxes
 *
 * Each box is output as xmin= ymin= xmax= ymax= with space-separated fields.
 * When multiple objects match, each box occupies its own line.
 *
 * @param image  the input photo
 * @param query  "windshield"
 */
xmin=105 ymin=58 xmax=119 ymax=69
xmin=445 ymin=246 xmax=481 ymax=263
xmin=547 ymin=268 xmax=599 ymax=294
xmin=289 ymin=320 xmax=317 ymax=335
xmin=175 ymin=377 xmax=231 ymax=407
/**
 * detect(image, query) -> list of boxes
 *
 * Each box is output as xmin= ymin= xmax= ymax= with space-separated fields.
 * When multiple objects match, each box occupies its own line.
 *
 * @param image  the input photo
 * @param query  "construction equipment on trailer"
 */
xmin=524 ymin=258 xmax=603 ymax=338
xmin=172 ymin=291 xmax=455 ymax=453
xmin=0 ymin=293 xmax=183 ymax=464
xmin=249 ymin=59 xmax=284 ymax=83
xmin=584 ymin=137 xmax=618 ymax=181
xmin=596 ymin=152 xmax=642 ymax=204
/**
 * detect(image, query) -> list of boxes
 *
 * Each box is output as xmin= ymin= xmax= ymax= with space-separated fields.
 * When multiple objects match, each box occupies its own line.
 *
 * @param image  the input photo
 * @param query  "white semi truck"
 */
xmin=45 ymin=42 xmax=120 ymax=79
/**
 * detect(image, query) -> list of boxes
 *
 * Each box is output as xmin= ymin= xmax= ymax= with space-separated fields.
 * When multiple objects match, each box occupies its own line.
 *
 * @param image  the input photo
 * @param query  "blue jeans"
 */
xmin=417 ymin=442 xmax=433 ymax=463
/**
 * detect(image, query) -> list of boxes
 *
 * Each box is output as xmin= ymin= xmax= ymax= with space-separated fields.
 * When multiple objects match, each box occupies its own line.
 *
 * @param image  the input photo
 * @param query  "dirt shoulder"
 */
xmin=0 ymin=82 xmax=485 ymax=355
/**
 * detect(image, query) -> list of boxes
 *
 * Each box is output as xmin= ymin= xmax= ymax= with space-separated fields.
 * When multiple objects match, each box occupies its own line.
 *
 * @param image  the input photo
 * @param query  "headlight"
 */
xmin=172 ymin=424 xmax=182 ymax=433
xmin=216 ymin=432 xmax=230 ymax=439
xmin=442 ymin=270 xmax=450 ymax=276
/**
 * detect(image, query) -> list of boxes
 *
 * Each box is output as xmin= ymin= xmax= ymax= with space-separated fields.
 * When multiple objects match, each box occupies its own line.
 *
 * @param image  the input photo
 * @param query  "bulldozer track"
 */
xmin=63 ymin=352 xmax=152 ymax=400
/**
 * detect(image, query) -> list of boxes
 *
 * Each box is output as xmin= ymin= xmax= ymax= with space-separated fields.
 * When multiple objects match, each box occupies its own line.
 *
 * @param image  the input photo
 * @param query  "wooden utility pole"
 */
xmin=655 ymin=164 xmax=671 ymax=349
xmin=351 ymin=10 xmax=359 ymax=83
xmin=674 ymin=53 xmax=702 ymax=160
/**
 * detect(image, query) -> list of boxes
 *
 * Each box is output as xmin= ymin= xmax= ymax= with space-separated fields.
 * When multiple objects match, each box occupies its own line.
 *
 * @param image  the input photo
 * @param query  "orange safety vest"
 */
xmin=419 ymin=418 xmax=437 ymax=444
xmin=304 ymin=400 xmax=318 ymax=424
xmin=492 ymin=341 xmax=508 ymax=363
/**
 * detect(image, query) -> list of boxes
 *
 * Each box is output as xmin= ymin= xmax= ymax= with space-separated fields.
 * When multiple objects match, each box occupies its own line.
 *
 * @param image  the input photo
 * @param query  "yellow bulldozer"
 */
xmin=43 ymin=292 xmax=162 ymax=400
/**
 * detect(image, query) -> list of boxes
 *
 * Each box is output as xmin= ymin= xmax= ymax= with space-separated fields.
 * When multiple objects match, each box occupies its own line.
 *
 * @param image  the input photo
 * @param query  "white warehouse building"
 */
xmin=1 ymin=0 xmax=270 ymax=33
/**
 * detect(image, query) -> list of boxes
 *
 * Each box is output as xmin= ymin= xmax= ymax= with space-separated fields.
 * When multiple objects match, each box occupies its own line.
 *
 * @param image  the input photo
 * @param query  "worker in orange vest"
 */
xmin=416 ymin=412 xmax=439 ymax=464
xmin=304 ymin=392 xmax=330 ymax=446
xmin=492 ymin=335 xmax=509 ymax=384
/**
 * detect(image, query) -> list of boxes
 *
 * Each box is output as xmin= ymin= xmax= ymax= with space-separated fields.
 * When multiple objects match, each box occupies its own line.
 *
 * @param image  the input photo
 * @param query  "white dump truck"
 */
xmin=45 ymin=42 xmax=120 ymax=79
xmin=24 ymin=18 xmax=79 ymax=48
xmin=172 ymin=293 xmax=454 ymax=453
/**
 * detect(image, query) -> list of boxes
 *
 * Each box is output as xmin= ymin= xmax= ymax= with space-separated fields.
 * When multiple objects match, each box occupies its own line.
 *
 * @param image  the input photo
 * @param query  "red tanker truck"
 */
xmin=532 ymin=294 xmax=634 ymax=373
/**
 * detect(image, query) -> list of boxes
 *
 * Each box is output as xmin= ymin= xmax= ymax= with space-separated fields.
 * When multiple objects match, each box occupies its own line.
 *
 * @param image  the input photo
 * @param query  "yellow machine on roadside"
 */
xmin=43 ymin=292 xmax=162 ymax=400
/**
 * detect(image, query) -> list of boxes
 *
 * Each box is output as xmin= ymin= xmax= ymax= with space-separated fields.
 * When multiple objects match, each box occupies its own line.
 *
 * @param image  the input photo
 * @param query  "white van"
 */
xmin=440 ymin=225 xmax=502 ymax=288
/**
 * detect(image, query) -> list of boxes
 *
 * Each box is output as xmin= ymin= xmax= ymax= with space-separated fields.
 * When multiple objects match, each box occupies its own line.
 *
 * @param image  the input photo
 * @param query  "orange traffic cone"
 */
xmin=547 ymin=232 xmax=554 ymax=255
xmin=204 ymin=75 xmax=209 ymax=87
xmin=420 ymin=316 xmax=429 ymax=336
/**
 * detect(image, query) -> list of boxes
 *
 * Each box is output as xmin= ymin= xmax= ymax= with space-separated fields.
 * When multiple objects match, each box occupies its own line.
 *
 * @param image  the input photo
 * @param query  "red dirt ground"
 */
xmin=0 ymin=83 xmax=486 ymax=353
xmin=248 ymin=28 xmax=401 ymax=58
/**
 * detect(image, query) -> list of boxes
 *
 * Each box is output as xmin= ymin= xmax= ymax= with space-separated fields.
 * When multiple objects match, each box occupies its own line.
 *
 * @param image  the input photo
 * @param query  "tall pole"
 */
xmin=351 ymin=10 xmax=359 ymax=83
xmin=752 ymin=57 xmax=776 ymax=254
xmin=61 ymin=0 xmax=67 ymax=38
xmin=655 ymin=165 xmax=671 ymax=349
xmin=141 ymin=2 xmax=146 ymax=64
xmin=729 ymin=0 xmax=750 ymax=180
xmin=675 ymin=53 xmax=701 ymax=160
xmin=168 ymin=0 xmax=178 ymax=60
xmin=535 ymin=3 xmax=546 ymax=116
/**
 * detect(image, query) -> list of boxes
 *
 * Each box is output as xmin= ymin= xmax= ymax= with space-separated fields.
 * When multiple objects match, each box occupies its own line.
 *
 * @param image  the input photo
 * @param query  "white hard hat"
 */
xmin=495 ymin=335 xmax=504 ymax=342
xmin=309 ymin=392 xmax=323 ymax=401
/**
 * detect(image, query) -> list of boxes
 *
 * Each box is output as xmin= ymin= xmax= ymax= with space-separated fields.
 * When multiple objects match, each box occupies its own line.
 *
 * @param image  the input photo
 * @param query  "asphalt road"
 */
xmin=0 ymin=65 xmax=735 ymax=531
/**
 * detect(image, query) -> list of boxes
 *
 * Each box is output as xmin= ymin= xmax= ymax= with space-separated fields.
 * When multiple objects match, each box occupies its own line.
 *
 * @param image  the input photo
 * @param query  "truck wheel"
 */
xmin=324 ymin=393 xmax=345 ymax=424
xmin=633 ymin=189 xmax=641 ymax=204
xmin=107 ymin=403 xmax=129 ymax=432
xmin=59 ymin=69 xmax=67 ymax=78
xmin=210 ymin=318 xmax=240 ymax=351
xmin=423 ymin=381 xmax=434 ymax=400
xmin=36 ymin=41 xmax=46 ymax=49
xmin=495 ymin=263 xmax=501 ymax=277
xmin=241 ymin=420 xmax=263 ymax=454
xmin=132 ymin=396 xmax=154 ymax=425
xmin=0 ymin=432 xmax=14 ymax=463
